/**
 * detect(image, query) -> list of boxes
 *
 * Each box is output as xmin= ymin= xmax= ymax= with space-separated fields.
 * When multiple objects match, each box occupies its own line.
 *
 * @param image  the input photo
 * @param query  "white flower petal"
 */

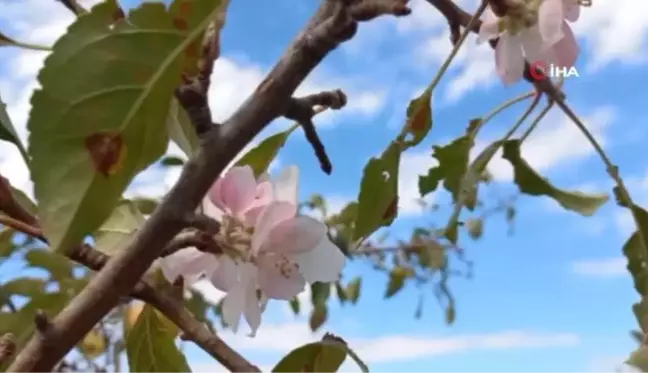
xmin=263 ymin=216 xmax=327 ymax=255
xmin=563 ymin=0 xmax=580 ymax=21
xmin=244 ymin=285 xmax=262 ymax=336
xmin=209 ymin=166 xmax=258 ymax=216
xmin=551 ymin=21 xmax=579 ymax=67
xmin=478 ymin=7 xmax=500 ymax=43
xmin=160 ymin=248 xmax=217 ymax=284
xmin=202 ymin=197 xmax=224 ymax=221
xmin=294 ymin=237 xmax=345 ymax=283
xmin=221 ymin=284 xmax=246 ymax=333
xmin=520 ymin=26 xmax=546 ymax=62
xmin=272 ymin=166 xmax=299 ymax=205
xmin=495 ymin=34 xmax=525 ymax=85
xmin=210 ymin=255 xmax=239 ymax=292
xmin=257 ymin=254 xmax=306 ymax=299
xmin=538 ymin=0 xmax=565 ymax=46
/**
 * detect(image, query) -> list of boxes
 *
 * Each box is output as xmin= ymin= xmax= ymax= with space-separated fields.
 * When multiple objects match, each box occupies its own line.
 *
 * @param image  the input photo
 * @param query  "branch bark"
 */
xmin=8 ymin=0 xmax=410 ymax=370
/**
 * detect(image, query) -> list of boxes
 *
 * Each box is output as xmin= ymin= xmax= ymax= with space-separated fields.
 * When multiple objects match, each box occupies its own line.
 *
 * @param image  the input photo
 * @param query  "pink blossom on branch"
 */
xmin=161 ymin=165 xmax=345 ymax=336
xmin=478 ymin=0 xmax=581 ymax=85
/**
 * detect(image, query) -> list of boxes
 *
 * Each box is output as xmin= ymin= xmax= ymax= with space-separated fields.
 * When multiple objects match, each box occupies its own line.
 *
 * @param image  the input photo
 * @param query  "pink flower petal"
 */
xmin=496 ymin=34 xmax=525 ymax=85
xmin=538 ymin=0 xmax=565 ymax=46
xmin=257 ymin=254 xmax=306 ymax=299
xmin=210 ymin=255 xmax=240 ymax=292
xmin=201 ymin=196 xmax=224 ymax=221
xmin=262 ymin=216 xmax=327 ymax=255
xmin=244 ymin=181 xmax=273 ymax=226
xmin=209 ymin=166 xmax=257 ymax=216
xmin=564 ymin=0 xmax=580 ymax=21
xmin=160 ymin=248 xmax=217 ymax=284
xmin=294 ymin=237 xmax=345 ymax=283
xmin=251 ymin=201 xmax=297 ymax=253
xmin=552 ymin=22 xmax=579 ymax=67
xmin=272 ymin=166 xmax=299 ymax=205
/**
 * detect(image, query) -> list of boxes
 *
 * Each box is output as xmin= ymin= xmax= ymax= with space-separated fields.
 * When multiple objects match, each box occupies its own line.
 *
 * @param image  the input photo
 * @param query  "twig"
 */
xmin=0 ymin=215 xmax=44 ymax=241
xmin=284 ymin=89 xmax=347 ymax=174
xmin=55 ymin=0 xmax=86 ymax=15
xmin=8 ymin=1 xmax=411 ymax=371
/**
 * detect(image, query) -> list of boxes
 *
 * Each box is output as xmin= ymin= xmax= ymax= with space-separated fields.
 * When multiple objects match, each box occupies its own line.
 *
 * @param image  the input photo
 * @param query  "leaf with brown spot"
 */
xmin=28 ymin=0 xmax=228 ymax=252
xmin=404 ymin=88 xmax=432 ymax=146
xmin=84 ymin=132 xmax=126 ymax=177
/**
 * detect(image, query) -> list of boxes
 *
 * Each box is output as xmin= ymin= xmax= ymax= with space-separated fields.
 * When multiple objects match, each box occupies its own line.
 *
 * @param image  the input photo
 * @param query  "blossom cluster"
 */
xmin=161 ymin=165 xmax=346 ymax=336
xmin=479 ymin=0 xmax=588 ymax=85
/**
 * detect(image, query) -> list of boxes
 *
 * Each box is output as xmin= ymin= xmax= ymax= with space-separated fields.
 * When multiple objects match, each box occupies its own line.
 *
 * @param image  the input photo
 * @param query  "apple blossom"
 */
xmin=478 ymin=0 xmax=582 ymax=85
xmin=160 ymin=165 xmax=345 ymax=336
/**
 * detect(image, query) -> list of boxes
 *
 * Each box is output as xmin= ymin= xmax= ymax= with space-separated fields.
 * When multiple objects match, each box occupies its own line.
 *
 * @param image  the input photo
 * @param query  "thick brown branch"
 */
xmin=8 ymin=1 xmax=410 ymax=371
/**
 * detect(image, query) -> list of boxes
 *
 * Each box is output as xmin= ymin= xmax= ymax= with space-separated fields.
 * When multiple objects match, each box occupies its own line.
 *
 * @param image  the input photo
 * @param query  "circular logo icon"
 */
xmin=529 ymin=60 xmax=548 ymax=81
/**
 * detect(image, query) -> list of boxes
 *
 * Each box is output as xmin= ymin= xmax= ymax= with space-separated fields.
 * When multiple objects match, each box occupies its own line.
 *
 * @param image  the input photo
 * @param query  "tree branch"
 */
xmin=8 ymin=1 xmax=411 ymax=370
xmin=67 ymin=245 xmax=259 ymax=372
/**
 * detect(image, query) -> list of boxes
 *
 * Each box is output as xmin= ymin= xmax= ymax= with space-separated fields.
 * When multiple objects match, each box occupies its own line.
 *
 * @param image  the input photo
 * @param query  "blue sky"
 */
xmin=1 ymin=0 xmax=648 ymax=371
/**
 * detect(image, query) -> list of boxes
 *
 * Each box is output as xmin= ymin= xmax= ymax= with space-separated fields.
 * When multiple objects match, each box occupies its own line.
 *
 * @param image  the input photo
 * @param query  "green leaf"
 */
xmin=1 ymin=278 xmax=47 ymax=298
xmin=9 ymin=187 xmax=37 ymax=216
xmin=126 ymin=304 xmax=191 ymax=372
xmin=309 ymin=305 xmax=328 ymax=332
xmin=28 ymin=0 xmax=227 ymax=253
xmin=273 ymin=335 xmax=369 ymax=373
xmin=0 ymin=96 xmax=28 ymax=163
xmin=334 ymin=282 xmax=348 ymax=305
xmin=160 ymin=155 xmax=185 ymax=167
xmin=95 ymin=200 xmax=145 ymax=255
xmin=311 ymin=282 xmax=331 ymax=308
xmin=624 ymin=206 xmax=648 ymax=297
xmin=385 ymin=266 xmax=412 ymax=298
xmin=466 ymin=219 xmax=483 ymax=240
xmin=345 ymin=277 xmax=361 ymax=304
xmin=0 ymin=229 xmax=17 ymax=258
xmin=24 ymin=249 xmax=74 ymax=283
xmin=418 ymin=135 xmax=472 ymax=199
xmin=166 ymin=99 xmax=199 ymax=156
xmin=501 ymin=140 xmax=608 ymax=216
xmin=627 ymin=346 xmax=648 ymax=372
xmin=235 ymin=125 xmax=298 ymax=177
xmin=353 ymin=142 xmax=401 ymax=242
xmin=404 ymin=89 xmax=432 ymax=146
xmin=289 ymin=297 xmax=300 ymax=315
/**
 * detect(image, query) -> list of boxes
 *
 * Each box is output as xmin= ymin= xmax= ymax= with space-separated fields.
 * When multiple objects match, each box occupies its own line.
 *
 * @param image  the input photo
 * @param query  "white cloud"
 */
xmin=571 ymin=257 xmax=627 ymax=278
xmin=477 ymin=106 xmax=616 ymax=182
xmin=397 ymin=151 xmax=438 ymax=216
xmin=210 ymin=320 xmax=579 ymax=366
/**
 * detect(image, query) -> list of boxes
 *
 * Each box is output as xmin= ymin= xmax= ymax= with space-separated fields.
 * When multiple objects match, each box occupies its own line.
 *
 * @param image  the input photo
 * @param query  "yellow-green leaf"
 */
xmin=28 ymin=0 xmax=226 ymax=253
xmin=353 ymin=142 xmax=401 ymax=242
xmin=0 ymin=96 xmax=28 ymax=163
xmin=309 ymin=305 xmax=328 ymax=331
xmin=418 ymin=135 xmax=472 ymax=199
xmin=131 ymin=197 xmax=158 ymax=215
xmin=78 ymin=328 xmax=107 ymax=360
xmin=289 ymin=297 xmax=300 ymax=315
xmin=24 ymin=249 xmax=74 ymax=283
xmin=345 ymin=277 xmax=361 ymax=304
xmin=161 ymin=155 xmax=185 ymax=167
xmin=466 ymin=218 xmax=483 ymax=240
xmin=404 ymin=88 xmax=432 ymax=146
xmin=385 ymin=266 xmax=412 ymax=298
xmin=1 ymin=278 xmax=47 ymax=298
xmin=95 ymin=200 xmax=145 ymax=255
xmin=502 ymin=140 xmax=608 ymax=216
xmin=166 ymin=99 xmax=199 ymax=156
xmin=624 ymin=206 xmax=648 ymax=296
xmin=126 ymin=304 xmax=190 ymax=372
xmin=628 ymin=346 xmax=648 ymax=372
xmin=235 ymin=124 xmax=298 ymax=177
xmin=0 ymin=229 xmax=17 ymax=258
xmin=272 ymin=336 xmax=369 ymax=373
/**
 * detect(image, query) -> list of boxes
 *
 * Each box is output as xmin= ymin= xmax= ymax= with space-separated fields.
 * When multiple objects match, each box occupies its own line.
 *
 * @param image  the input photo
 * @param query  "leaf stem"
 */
xmin=554 ymin=98 xmax=648 ymax=255
xmin=519 ymin=101 xmax=553 ymax=143
xmin=10 ymin=41 xmax=52 ymax=52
